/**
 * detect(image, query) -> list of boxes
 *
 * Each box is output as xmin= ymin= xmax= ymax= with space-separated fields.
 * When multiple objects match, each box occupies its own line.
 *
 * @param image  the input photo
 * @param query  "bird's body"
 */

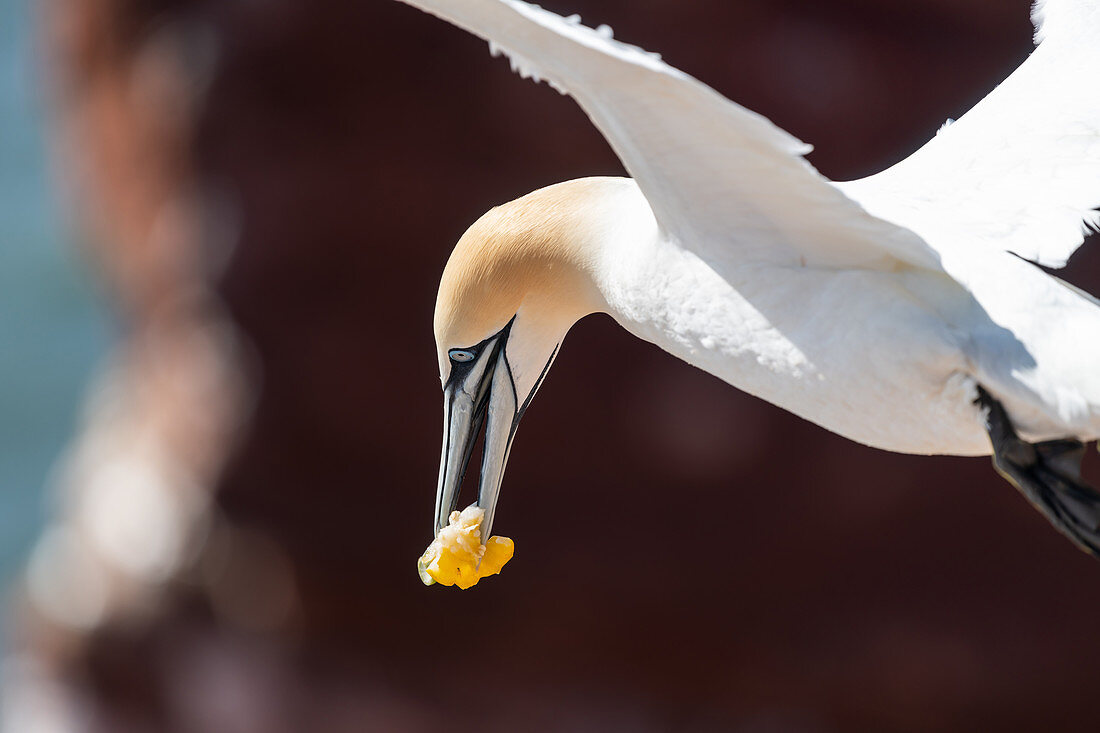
xmin=407 ymin=0 xmax=1100 ymax=558
xmin=482 ymin=175 xmax=1100 ymax=458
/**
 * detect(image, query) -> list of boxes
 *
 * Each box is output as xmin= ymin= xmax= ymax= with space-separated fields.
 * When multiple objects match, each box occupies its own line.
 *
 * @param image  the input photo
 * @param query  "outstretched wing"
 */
xmin=841 ymin=0 xmax=1100 ymax=269
xmin=396 ymin=0 xmax=941 ymax=271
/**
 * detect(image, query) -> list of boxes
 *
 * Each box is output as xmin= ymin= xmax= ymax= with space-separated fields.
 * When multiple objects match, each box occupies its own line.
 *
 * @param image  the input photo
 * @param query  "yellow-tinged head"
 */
xmin=430 ymin=178 xmax=614 ymax=548
xmin=434 ymin=178 xmax=611 ymax=387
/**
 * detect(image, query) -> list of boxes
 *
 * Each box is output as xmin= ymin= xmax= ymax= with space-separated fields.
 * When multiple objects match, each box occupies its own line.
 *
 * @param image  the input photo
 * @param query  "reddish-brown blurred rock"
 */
xmin=9 ymin=0 xmax=1100 ymax=731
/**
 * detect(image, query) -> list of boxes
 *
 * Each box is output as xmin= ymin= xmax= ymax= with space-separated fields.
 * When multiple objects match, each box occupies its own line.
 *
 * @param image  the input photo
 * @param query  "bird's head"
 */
xmin=431 ymin=180 xmax=611 ymax=539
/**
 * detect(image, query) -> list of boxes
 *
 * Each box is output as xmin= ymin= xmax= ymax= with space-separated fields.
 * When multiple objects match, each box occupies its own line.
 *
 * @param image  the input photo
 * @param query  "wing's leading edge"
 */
xmin=397 ymin=0 xmax=942 ymax=271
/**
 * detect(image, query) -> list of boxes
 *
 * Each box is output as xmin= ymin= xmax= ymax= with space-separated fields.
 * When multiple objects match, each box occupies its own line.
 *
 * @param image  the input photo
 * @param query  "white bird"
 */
xmin=404 ymin=0 xmax=1100 ymax=557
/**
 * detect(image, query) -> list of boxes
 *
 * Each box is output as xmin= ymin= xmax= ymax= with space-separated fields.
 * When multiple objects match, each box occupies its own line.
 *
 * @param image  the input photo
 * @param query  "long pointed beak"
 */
xmin=435 ymin=343 xmax=518 ymax=541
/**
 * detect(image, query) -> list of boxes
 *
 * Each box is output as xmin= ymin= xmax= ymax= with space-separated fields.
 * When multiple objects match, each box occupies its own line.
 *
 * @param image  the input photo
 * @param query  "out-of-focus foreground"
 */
xmin=4 ymin=1 xmax=1100 ymax=731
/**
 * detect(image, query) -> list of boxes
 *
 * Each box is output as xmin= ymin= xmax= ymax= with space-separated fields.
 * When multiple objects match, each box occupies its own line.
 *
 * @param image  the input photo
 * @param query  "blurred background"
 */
xmin=2 ymin=0 xmax=1100 ymax=731
xmin=0 ymin=0 xmax=111 ymax=674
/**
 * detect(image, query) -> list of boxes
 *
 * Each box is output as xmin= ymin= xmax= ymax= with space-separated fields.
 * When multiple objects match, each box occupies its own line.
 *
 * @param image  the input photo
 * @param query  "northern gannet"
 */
xmin=407 ymin=0 xmax=1100 ymax=558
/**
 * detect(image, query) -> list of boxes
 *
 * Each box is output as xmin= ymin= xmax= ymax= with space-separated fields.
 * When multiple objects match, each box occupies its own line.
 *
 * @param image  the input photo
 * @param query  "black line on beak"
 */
xmin=509 ymin=341 xmax=560 ymax=440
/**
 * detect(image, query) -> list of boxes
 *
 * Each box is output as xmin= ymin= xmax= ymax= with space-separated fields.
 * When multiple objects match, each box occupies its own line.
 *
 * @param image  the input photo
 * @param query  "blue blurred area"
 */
xmin=0 ymin=0 xmax=110 ymax=596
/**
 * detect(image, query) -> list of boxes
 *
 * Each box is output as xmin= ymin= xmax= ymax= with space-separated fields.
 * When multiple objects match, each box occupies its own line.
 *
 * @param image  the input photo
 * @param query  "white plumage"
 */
xmin=408 ymin=0 xmax=1100 ymax=551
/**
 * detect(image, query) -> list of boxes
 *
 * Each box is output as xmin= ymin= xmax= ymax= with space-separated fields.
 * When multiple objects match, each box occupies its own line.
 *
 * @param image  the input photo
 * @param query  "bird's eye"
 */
xmin=449 ymin=349 xmax=476 ymax=363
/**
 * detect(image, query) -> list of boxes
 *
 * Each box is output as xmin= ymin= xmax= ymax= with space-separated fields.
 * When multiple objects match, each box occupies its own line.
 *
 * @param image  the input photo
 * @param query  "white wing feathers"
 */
xmin=1033 ymin=0 xmax=1100 ymax=43
xmin=398 ymin=0 xmax=941 ymax=271
xmin=843 ymin=1 xmax=1100 ymax=269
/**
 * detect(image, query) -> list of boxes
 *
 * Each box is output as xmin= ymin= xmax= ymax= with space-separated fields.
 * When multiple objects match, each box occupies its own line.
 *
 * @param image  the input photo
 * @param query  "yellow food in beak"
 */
xmin=417 ymin=505 xmax=514 ymax=589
